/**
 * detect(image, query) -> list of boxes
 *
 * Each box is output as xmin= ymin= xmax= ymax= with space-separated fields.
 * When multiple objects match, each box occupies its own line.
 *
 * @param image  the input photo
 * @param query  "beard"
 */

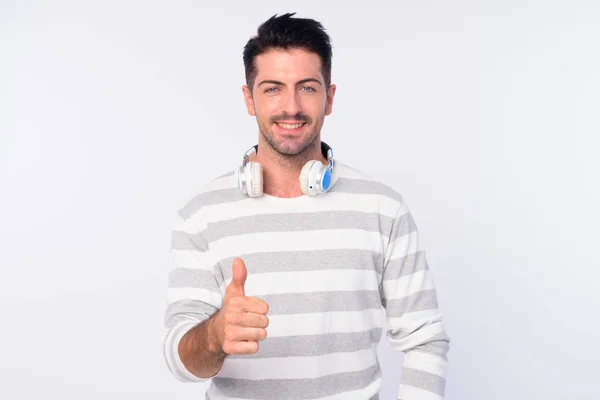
xmin=256 ymin=111 xmax=325 ymax=159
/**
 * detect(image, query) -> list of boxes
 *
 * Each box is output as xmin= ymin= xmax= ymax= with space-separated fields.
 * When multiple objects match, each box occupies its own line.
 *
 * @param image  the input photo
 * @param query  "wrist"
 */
xmin=206 ymin=312 xmax=226 ymax=356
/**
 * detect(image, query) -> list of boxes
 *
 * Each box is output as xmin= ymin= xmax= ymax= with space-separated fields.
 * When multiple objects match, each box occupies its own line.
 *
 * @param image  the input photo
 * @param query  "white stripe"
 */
xmin=166 ymin=287 xmax=222 ymax=307
xmin=171 ymin=249 xmax=214 ymax=271
xmin=404 ymin=351 xmax=448 ymax=378
xmin=197 ymin=192 xmax=402 ymax=223
xmin=387 ymin=309 xmax=443 ymax=330
xmin=386 ymin=231 xmax=421 ymax=262
xmin=397 ymin=384 xmax=443 ymax=400
xmin=210 ymin=229 xmax=384 ymax=260
xmin=217 ymin=348 xmax=376 ymax=380
xmin=174 ymin=207 xmax=209 ymax=234
xmin=223 ymin=269 xmax=380 ymax=296
xmin=381 ymin=269 xmax=436 ymax=301
xmin=179 ymin=214 xmax=208 ymax=233
xmin=266 ymin=309 xmax=383 ymax=337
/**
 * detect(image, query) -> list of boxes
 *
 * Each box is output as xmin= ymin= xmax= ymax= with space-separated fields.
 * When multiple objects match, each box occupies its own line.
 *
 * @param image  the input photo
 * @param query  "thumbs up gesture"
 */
xmin=214 ymin=258 xmax=269 ymax=355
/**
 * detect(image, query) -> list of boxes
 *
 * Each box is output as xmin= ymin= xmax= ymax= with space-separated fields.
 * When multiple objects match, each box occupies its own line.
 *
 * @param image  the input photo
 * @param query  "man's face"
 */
xmin=242 ymin=48 xmax=336 ymax=157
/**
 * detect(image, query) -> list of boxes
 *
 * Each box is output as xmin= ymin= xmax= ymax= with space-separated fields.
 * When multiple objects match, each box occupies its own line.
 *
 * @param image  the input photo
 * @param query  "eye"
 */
xmin=264 ymin=87 xmax=279 ymax=93
xmin=300 ymin=86 xmax=316 ymax=92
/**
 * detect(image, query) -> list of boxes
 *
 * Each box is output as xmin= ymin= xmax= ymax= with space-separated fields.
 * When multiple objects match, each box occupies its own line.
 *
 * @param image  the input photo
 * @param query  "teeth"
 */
xmin=277 ymin=122 xmax=304 ymax=130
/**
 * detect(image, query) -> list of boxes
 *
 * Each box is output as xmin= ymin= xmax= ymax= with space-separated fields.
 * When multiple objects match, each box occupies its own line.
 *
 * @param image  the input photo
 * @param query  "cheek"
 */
xmin=256 ymin=98 xmax=279 ymax=116
xmin=256 ymin=108 xmax=277 ymax=127
xmin=303 ymin=99 xmax=326 ymax=118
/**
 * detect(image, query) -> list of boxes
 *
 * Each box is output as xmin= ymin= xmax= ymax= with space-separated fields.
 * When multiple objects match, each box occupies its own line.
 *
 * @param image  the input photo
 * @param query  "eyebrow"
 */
xmin=257 ymin=78 xmax=323 ymax=87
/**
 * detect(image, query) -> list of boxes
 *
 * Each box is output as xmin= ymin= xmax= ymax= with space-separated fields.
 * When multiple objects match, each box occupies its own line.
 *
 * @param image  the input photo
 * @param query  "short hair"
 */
xmin=242 ymin=13 xmax=333 ymax=91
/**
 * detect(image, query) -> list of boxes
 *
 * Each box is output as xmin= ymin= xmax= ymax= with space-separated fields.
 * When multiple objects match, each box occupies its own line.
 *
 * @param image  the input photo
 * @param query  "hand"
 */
xmin=214 ymin=257 xmax=269 ymax=355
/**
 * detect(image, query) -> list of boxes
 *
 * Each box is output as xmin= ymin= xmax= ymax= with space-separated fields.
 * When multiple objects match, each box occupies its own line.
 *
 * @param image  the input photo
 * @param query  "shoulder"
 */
xmin=333 ymin=161 xmax=406 ymax=207
xmin=333 ymin=163 xmax=415 ymax=238
xmin=175 ymin=168 xmax=244 ymax=222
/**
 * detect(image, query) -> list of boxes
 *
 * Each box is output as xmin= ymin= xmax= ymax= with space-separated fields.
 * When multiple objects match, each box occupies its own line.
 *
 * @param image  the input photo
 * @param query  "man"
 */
xmin=163 ymin=13 xmax=450 ymax=400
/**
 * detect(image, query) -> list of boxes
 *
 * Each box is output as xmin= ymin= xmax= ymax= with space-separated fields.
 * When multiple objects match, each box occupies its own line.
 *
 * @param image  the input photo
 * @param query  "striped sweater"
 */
xmin=163 ymin=160 xmax=450 ymax=400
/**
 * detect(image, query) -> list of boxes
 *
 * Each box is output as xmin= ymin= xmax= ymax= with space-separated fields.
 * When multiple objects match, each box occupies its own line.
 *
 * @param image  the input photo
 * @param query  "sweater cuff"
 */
xmin=397 ymin=350 xmax=448 ymax=399
xmin=164 ymin=321 xmax=209 ymax=383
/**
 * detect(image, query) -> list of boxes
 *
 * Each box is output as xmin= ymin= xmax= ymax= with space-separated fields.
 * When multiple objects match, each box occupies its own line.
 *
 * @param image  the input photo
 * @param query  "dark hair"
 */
xmin=242 ymin=13 xmax=333 ymax=91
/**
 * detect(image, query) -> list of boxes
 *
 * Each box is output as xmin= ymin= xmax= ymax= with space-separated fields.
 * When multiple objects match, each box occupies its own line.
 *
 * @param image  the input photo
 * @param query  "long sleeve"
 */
xmin=162 ymin=212 xmax=223 ymax=382
xmin=380 ymin=199 xmax=450 ymax=400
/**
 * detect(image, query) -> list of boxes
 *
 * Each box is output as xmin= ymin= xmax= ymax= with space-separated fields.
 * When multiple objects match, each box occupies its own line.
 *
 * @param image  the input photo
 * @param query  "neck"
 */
xmin=254 ymin=137 xmax=327 ymax=198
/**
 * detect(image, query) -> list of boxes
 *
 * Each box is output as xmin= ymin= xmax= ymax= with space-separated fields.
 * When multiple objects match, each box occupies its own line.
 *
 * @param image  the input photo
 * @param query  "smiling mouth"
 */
xmin=276 ymin=122 xmax=306 ymax=130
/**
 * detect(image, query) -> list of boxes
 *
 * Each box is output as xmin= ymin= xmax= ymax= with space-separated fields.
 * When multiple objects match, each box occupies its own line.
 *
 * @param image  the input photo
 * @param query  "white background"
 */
xmin=1 ymin=1 xmax=599 ymax=399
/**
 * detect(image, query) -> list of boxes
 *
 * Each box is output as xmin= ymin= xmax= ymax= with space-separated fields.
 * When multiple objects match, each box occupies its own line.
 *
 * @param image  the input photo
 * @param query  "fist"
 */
xmin=215 ymin=257 xmax=269 ymax=355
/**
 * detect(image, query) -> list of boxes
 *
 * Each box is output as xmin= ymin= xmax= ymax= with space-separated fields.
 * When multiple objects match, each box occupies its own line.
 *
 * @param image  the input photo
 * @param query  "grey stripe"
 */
xmin=203 ymin=211 xmax=394 ymax=243
xmin=215 ymin=249 xmax=383 ymax=284
xmin=382 ymin=250 xmax=428 ymax=281
xmin=168 ymin=268 xmax=220 ymax=291
xmin=383 ymin=289 xmax=439 ymax=317
xmin=400 ymin=367 xmax=446 ymax=396
xmin=332 ymin=177 xmax=403 ymax=203
xmin=171 ymin=230 xmax=209 ymax=252
xmin=228 ymin=328 xmax=382 ymax=359
xmin=178 ymin=188 xmax=244 ymax=220
xmin=257 ymin=290 xmax=383 ymax=315
xmin=213 ymin=363 xmax=381 ymax=400
xmin=164 ymin=299 xmax=218 ymax=327
xmin=388 ymin=211 xmax=417 ymax=241
xmin=412 ymin=333 xmax=450 ymax=361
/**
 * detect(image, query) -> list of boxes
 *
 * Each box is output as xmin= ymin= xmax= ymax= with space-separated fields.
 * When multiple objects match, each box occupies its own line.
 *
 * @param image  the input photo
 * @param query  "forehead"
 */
xmin=254 ymin=48 xmax=323 ymax=83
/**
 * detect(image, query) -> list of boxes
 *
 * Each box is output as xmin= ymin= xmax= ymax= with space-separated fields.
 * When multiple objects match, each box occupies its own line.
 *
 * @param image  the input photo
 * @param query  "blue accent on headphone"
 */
xmin=322 ymin=169 xmax=332 ymax=191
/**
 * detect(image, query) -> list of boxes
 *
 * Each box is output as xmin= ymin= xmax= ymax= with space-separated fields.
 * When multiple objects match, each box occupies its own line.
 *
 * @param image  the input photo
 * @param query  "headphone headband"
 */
xmin=242 ymin=142 xmax=333 ymax=166
xmin=241 ymin=145 xmax=258 ymax=167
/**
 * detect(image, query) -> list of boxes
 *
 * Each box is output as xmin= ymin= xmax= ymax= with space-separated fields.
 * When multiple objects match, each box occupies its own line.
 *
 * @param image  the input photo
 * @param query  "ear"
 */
xmin=325 ymin=84 xmax=336 ymax=116
xmin=242 ymin=85 xmax=256 ymax=116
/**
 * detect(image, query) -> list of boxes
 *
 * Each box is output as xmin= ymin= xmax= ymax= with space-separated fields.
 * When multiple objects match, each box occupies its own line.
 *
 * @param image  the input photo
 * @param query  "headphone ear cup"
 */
xmin=236 ymin=166 xmax=244 ymax=194
xmin=247 ymin=161 xmax=263 ymax=197
xmin=299 ymin=161 xmax=314 ymax=195
xmin=300 ymin=160 xmax=324 ymax=196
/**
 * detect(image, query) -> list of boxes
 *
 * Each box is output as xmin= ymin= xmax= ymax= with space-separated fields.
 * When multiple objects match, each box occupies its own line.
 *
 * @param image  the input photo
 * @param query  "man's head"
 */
xmin=242 ymin=13 xmax=336 ymax=158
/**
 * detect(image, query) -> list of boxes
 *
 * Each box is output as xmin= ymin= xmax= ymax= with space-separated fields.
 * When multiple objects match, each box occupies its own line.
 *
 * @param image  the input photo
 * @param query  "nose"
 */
xmin=281 ymin=90 xmax=302 ymax=116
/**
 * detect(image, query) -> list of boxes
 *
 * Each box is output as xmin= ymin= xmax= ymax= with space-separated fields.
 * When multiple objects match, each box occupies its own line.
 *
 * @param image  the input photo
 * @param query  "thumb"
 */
xmin=227 ymin=257 xmax=247 ymax=297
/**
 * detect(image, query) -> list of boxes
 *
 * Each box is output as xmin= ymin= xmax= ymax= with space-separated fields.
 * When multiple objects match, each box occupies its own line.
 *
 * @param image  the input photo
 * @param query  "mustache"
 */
xmin=270 ymin=113 xmax=312 ymax=124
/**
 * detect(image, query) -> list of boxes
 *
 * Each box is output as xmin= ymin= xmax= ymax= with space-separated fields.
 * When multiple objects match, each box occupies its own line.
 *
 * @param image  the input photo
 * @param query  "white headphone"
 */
xmin=236 ymin=141 xmax=335 ymax=198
